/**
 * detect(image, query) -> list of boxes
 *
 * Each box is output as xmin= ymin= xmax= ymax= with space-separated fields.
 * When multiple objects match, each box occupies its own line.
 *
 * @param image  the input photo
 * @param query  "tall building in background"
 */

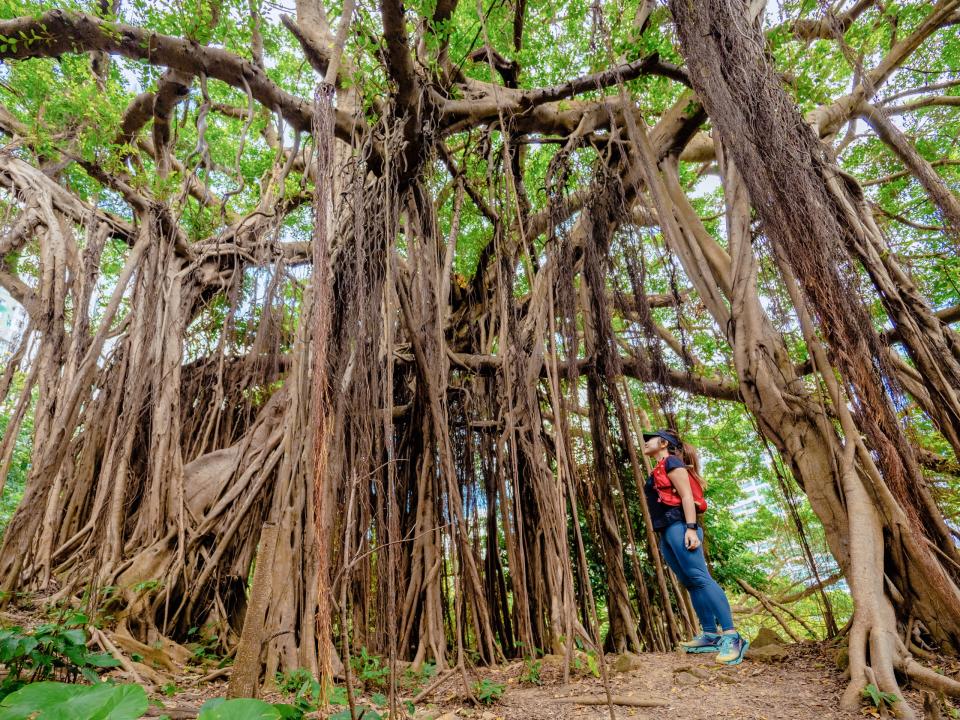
xmin=0 ymin=288 xmax=27 ymax=356
xmin=731 ymin=475 xmax=767 ymax=519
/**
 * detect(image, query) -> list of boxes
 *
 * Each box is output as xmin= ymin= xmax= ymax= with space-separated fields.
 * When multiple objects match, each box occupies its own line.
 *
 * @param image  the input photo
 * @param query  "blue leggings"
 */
xmin=659 ymin=521 xmax=734 ymax=633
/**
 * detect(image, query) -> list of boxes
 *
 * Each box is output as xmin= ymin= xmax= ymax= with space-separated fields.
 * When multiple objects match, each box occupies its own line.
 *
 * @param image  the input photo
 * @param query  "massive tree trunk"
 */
xmin=667 ymin=0 xmax=960 ymax=712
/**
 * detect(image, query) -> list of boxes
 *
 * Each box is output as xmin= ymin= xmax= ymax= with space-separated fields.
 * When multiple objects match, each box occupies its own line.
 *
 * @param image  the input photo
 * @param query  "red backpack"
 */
xmin=652 ymin=457 xmax=708 ymax=513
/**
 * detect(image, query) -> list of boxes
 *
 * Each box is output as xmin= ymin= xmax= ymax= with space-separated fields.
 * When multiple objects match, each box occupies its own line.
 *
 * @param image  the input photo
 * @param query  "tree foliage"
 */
xmin=0 ymin=0 xmax=958 ymax=715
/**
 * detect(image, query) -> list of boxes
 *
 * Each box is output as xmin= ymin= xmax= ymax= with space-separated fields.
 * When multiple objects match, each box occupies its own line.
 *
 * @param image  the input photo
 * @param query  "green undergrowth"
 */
xmin=0 ymin=645 xmax=440 ymax=719
xmin=0 ymin=678 xmax=373 ymax=720
xmin=0 ymin=613 xmax=121 ymax=699
xmin=0 ymin=683 xmax=305 ymax=720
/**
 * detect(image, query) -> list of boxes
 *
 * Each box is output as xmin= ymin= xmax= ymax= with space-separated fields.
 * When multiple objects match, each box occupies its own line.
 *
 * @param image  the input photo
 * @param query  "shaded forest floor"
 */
xmin=488 ymin=645 xmax=854 ymax=720
xmin=153 ymin=642 xmax=863 ymax=719
xmin=5 ymin=597 xmax=951 ymax=718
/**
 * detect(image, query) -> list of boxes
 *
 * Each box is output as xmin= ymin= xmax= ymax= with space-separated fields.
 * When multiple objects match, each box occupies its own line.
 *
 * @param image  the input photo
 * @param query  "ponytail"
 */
xmin=666 ymin=433 xmax=705 ymax=489
xmin=681 ymin=441 xmax=700 ymax=476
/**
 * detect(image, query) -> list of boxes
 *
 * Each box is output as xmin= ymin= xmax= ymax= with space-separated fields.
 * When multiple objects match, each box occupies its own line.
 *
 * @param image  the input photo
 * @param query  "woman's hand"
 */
xmin=684 ymin=528 xmax=700 ymax=550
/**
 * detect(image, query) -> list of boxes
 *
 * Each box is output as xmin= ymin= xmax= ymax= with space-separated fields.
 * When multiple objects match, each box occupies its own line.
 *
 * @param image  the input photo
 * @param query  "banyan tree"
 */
xmin=0 ymin=0 xmax=959 ymax=715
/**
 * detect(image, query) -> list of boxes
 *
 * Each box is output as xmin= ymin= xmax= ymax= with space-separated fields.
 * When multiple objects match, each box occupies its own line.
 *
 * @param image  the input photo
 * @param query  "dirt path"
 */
xmin=0 ymin=604 xmax=872 ymax=720
xmin=145 ymin=642 xmax=859 ymax=719
xmin=430 ymin=644 xmax=858 ymax=720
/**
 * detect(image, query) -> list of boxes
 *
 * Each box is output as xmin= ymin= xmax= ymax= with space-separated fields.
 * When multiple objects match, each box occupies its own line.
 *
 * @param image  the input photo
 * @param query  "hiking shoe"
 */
xmin=715 ymin=633 xmax=749 ymax=665
xmin=679 ymin=632 xmax=723 ymax=653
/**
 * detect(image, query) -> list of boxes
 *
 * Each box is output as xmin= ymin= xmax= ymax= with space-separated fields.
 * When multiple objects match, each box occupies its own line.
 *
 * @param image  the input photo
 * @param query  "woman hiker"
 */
xmin=642 ymin=428 xmax=749 ymax=665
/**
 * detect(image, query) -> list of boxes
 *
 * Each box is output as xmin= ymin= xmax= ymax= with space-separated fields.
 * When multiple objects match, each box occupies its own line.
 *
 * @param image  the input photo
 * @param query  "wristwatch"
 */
xmin=685 ymin=522 xmax=698 ymax=530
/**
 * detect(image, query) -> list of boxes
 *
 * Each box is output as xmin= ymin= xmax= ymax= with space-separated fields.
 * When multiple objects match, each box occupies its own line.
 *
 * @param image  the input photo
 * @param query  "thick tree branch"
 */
xmin=116 ymin=92 xmax=155 ymax=147
xmin=789 ymin=0 xmax=876 ymax=40
xmin=0 ymin=154 xmax=135 ymax=243
xmin=438 ymin=143 xmax=498 ymax=224
xmin=0 ymin=209 xmax=39 ymax=258
xmin=880 ymin=79 xmax=960 ymax=105
xmin=860 ymin=101 xmax=960 ymax=234
xmin=0 ymin=10 xmax=356 ymax=140
xmin=521 ymin=53 xmax=689 ymax=107
xmin=467 ymin=47 xmax=520 ymax=87
xmin=280 ymin=14 xmax=332 ymax=77
xmin=862 ymin=159 xmax=960 ymax=187
xmin=884 ymin=95 xmax=960 ymax=116
xmin=447 ymin=351 xmax=741 ymax=401
xmin=806 ymin=0 xmax=960 ymax=137
xmin=379 ymin=0 xmax=417 ymax=111
xmin=0 ymin=262 xmax=38 ymax=319
xmin=151 ymin=69 xmax=194 ymax=177
xmin=675 ymin=1 xmax=960 ymax=165
xmin=439 ymin=56 xmax=690 ymax=137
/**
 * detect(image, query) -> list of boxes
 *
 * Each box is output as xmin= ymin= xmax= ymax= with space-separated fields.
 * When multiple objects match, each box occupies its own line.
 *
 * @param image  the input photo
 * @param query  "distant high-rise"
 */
xmin=0 ymin=288 xmax=27 ymax=356
xmin=731 ymin=474 xmax=767 ymax=519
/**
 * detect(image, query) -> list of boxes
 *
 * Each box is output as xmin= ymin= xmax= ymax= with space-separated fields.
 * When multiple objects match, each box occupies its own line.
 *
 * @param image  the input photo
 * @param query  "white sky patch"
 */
xmin=0 ymin=286 xmax=28 ymax=358
xmin=690 ymin=173 xmax=721 ymax=200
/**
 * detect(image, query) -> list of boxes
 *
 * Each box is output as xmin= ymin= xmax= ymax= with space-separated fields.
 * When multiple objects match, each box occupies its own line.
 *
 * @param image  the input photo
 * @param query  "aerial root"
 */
xmin=411 ymin=670 xmax=455 ymax=703
xmin=899 ymin=655 xmax=960 ymax=698
xmin=841 ymin=620 xmax=917 ymax=720
xmin=90 ymin=626 xmax=160 ymax=688
xmin=839 ymin=620 xmax=960 ymax=718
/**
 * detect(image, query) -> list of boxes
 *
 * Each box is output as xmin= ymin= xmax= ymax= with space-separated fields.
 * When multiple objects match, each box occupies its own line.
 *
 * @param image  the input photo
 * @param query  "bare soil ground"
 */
xmin=0 ymin=600 xmax=938 ymax=720
xmin=145 ymin=642 xmax=861 ymax=719
xmin=453 ymin=644 xmax=856 ymax=720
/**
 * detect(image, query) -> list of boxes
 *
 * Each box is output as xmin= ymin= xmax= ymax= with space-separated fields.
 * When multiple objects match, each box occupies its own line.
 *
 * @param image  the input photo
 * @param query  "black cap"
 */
xmin=642 ymin=429 xmax=681 ymax=447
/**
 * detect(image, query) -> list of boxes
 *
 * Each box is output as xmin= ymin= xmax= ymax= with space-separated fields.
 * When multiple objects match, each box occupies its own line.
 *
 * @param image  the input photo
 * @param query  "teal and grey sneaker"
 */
xmin=715 ymin=633 xmax=750 ymax=665
xmin=679 ymin=632 xmax=723 ymax=653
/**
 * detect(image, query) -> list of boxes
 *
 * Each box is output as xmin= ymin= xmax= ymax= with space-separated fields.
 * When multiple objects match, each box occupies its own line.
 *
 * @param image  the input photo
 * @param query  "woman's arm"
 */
xmin=668 ymin=467 xmax=700 ymax=550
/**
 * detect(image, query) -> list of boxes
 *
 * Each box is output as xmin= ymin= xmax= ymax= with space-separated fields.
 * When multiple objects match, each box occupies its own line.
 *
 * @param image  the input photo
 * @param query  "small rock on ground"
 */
xmin=752 ymin=626 xmax=788 ymax=649
xmin=747 ymin=644 xmax=790 ymax=663
xmin=674 ymin=671 xmax=701 ymax=687
xmin=613 ymin=652 xmax=643 ymax=673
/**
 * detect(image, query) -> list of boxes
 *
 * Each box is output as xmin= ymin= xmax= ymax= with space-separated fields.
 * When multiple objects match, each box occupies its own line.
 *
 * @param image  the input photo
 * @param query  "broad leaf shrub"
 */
xmin=199 ymin=697 xmax=302 ymax=719
xmin=0 ymin=617 xmax=120 ymax=698
xmin=0 ymin=681 xmax=147 ymax=720
xmin=0 ymin=687 xmax=304 ymax=720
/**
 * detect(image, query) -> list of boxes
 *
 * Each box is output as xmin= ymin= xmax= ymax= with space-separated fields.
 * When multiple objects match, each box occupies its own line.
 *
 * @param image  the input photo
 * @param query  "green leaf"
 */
xmin=198 ymin=698 xmax=284 ymax=720
xmin=371 ymin=693 xmax=387 ymax=708
xmin=85 ymin=652 xmax=123 ymax=668
xmin=271 ymin=703 xmax=302 ymax=719
xmin=63 ymin=645 xmax=87 ymax=667
xmin=0 ymin=681 xmax=148 ymax=720
xmin=70 ymin=684 xmax=149 ymax=720
xmin=59 ymin=629 xmax=87 ymax=646
xmin=0 ymin=682 xmax=77 ymax=719
xmin=67 ymin=613 xmax=90 ymax=627
xmin=18 ymin=637 xmax=38 ymax=657
xmin=0 ymin=633 xmax=35 ymax=663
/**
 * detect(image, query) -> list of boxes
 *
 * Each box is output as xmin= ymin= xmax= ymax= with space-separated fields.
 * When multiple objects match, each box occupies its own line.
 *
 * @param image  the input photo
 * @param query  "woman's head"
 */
xmin=642 ymin=429 xmax=678 ymax=457
xmin=642 ymin=428 xmax=700 ymax=473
